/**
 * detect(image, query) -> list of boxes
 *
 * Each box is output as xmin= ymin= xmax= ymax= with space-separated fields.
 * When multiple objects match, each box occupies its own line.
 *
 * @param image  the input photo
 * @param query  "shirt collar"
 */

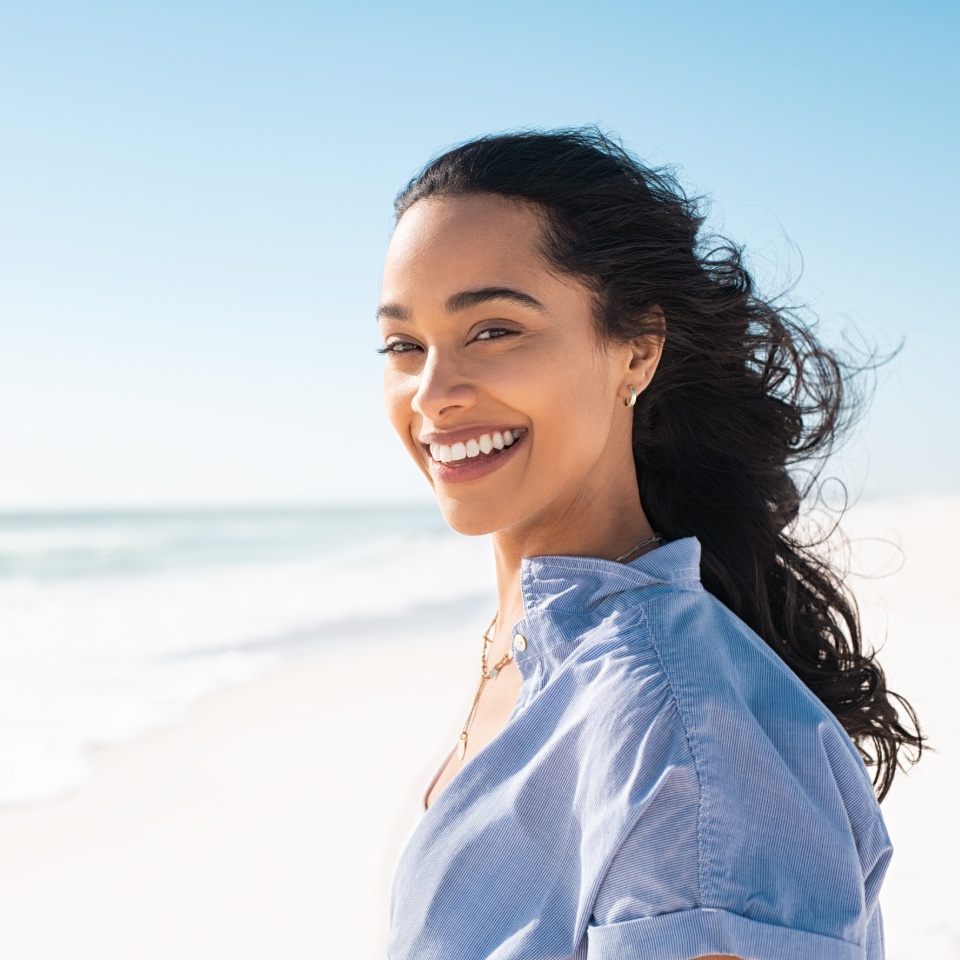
xmin=519 ymin=536 xmax=702 ymax=615
xmin=509 ymin=537 xmax=702 ymax=671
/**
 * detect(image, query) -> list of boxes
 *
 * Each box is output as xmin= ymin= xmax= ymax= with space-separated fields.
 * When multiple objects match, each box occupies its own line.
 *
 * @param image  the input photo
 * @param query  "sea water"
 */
xmin=0 ymin=506 xmax=494 ymax=806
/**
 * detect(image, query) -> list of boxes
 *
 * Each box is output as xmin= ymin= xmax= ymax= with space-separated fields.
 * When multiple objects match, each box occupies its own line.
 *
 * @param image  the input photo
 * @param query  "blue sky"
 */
xmin=0 ymin=0 xmax=956 ymax=507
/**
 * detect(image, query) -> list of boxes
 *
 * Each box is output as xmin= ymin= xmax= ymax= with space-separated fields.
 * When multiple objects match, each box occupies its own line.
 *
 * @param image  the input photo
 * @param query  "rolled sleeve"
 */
xmin=587 ymin=908 xmax=864 ymax=960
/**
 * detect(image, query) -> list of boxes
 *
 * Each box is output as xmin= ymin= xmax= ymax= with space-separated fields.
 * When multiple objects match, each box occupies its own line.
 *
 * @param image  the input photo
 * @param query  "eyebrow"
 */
xmin=376 ymin=286 xmax=546 ymax=322
xmin=445 ymin=287 xmax=546 ymax=314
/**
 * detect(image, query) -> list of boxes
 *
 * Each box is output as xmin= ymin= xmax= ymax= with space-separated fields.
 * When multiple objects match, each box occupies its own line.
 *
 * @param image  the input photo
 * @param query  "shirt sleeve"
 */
xmin=583 ymin=723 xmax=892 ymax=960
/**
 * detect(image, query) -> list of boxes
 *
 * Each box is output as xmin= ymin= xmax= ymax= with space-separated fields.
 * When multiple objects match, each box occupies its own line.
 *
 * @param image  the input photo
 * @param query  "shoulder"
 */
xmin=635 ymin=583 xmax=882 ymax=830
xmin=572 ymin=580 xmax=885 ymax=849
xmin=570 ymin=583 xmax=891 ymax=957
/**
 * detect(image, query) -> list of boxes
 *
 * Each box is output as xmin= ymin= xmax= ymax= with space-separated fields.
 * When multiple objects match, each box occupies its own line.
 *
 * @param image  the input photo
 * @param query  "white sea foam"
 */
xmin=0 ymin=509 xmax=494 ymax=805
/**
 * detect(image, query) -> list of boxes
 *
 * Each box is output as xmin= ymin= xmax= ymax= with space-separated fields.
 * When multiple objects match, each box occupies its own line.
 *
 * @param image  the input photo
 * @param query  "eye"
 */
xmin=474 ymin=327 xmax=515 ymax=342
xmin=376 ymin=338 xmax=421 ymax=355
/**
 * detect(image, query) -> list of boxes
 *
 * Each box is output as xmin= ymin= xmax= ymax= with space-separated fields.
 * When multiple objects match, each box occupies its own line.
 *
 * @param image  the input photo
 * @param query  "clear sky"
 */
xmin=0 ymin=0 xmax=956 ymax=508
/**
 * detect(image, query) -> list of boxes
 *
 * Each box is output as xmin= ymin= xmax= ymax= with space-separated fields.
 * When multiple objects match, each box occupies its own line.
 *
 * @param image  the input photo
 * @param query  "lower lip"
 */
xmin=428 ymin=435 xmax=526 ymax=485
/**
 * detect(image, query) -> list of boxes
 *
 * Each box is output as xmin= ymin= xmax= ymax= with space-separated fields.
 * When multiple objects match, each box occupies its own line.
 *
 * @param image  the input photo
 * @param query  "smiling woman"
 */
xmin=379 ymin=194 xmax=655 ymax=543
xmin=377 ymin=130 xmax=923 ymax=960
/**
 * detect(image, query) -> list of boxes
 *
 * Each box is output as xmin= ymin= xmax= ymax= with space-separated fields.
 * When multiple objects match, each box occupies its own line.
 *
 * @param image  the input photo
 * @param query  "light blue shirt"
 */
xmin=389 ymin=538 xmax=891 ymax=960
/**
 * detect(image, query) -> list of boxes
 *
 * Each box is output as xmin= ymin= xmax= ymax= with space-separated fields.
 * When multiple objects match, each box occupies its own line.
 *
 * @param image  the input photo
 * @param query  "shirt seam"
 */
xmin=586 ymin=603 xmax=707 ymax=926
xmin=633 ymin=601 xmax=711 ymax=912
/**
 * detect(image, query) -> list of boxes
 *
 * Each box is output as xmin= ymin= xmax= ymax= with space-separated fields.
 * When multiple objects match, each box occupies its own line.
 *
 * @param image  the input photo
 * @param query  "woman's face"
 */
xmin=378 ymin=194 xmax=653 ymax=539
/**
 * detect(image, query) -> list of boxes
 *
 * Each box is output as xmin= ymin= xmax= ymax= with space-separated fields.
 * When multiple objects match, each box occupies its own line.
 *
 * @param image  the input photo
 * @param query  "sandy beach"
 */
xmin=0 ymin=631 xmax=477 ymax=959
xmin=0 ymin=499 xmax=955 ymax=959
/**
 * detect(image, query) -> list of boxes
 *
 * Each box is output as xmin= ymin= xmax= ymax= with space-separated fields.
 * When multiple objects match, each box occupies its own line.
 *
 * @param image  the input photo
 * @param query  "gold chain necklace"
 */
xmin=454 ymin=534 xmax=660 ymax=763
xmin=457 ymin=612 xmax=511 ymax=761
xmin=614 ymin=533 xmax=661 ymax=563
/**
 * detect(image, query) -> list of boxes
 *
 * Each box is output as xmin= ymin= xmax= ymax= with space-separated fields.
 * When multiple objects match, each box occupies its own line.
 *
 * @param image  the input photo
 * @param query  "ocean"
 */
xmin=0 ymin=505 xmax=494 ymax=806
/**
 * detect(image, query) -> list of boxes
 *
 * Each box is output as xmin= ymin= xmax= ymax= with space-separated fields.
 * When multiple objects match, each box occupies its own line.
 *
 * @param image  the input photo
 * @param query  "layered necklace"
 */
xmin=457 ymin=612 xmax=507 ymax=760
xmin=456 ymin=533 xmax=661 ymax=762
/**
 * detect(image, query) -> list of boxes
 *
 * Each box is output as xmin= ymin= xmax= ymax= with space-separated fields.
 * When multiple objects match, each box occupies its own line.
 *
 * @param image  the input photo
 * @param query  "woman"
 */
xmin=377 ymin=129 xmax=922 ymax=960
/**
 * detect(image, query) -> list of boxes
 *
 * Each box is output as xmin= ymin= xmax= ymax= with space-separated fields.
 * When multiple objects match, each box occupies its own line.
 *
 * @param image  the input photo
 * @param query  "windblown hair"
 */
xmin=395 ymin=128 xmax=923 ymax=799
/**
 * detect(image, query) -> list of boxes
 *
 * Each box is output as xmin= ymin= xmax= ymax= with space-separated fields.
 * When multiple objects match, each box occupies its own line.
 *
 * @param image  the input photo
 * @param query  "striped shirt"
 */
xmin=389 ymin=537 xmax=891 ymax=960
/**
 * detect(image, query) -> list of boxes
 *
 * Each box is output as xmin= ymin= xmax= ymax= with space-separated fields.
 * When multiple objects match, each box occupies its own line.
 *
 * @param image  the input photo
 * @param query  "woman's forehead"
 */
xmin=388 ymin=197 xmax=545 ymax=271
xmin=382 ymin=196 xmax=556 ymax=307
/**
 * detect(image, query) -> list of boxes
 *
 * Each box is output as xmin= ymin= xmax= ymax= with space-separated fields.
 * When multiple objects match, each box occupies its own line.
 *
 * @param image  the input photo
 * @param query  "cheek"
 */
xmin=383 ymin=368 xmax=432 ymax=480
xmin=533 ymin=357 xmax=614 ymax=460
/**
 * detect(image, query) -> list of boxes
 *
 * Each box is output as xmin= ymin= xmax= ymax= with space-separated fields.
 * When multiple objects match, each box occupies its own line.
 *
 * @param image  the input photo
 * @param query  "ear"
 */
xmin=621 ymin=307 xmax=665 ymax=395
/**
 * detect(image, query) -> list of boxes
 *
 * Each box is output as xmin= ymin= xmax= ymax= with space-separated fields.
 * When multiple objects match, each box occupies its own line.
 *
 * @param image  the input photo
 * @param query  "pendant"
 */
xmin=485 ymin=667 xmax=498 ymax=679
xmin=457 ymin=733 xmax=468 ymax=760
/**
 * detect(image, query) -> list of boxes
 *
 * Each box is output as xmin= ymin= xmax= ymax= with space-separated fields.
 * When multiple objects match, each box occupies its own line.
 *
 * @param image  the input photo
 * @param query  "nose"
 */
xmin=411 ymin=347 xmax=476 ymax=420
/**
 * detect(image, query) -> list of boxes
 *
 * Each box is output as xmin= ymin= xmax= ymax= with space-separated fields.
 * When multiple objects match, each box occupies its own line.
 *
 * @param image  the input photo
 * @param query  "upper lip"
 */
xmin=417 ymin=425 xmax=526 ymax=446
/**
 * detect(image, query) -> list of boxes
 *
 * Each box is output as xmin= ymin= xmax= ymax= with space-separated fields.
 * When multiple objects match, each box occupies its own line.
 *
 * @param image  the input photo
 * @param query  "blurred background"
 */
xmin=0 ymin=1 xmax=956 ymax=958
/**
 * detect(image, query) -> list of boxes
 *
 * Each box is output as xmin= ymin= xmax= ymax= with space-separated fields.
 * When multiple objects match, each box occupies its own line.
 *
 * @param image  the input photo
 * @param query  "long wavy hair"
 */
xmin=395 ymin=128 xmax=923 ymax=800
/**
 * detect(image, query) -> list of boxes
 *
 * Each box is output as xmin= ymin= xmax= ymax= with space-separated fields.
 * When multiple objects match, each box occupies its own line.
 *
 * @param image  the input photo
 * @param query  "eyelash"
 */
xmin=375 ymin=341 xmax=414 ymax=355
xmin=376 ymin=327 xmax=515 ymax=355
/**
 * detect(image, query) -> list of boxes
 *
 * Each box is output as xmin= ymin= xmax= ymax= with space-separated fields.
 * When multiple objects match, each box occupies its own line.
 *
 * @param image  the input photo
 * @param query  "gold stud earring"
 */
xmin=623 ymin=385 xmax=637 ymax=408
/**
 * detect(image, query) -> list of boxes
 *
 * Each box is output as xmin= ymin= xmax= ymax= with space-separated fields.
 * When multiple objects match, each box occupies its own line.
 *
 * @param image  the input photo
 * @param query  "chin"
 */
xmin=435 ymin=495 xmax=506 ymax=538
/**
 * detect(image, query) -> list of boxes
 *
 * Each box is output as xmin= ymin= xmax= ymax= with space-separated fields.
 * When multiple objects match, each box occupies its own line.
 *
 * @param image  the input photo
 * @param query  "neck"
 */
xmin=488 ymin=488 xmax=657 ymax=658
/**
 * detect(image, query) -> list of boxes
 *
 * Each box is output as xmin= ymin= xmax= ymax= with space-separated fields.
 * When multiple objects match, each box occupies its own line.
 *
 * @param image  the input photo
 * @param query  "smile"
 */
xmin=428 ymin=430 xmax=525 ymax=465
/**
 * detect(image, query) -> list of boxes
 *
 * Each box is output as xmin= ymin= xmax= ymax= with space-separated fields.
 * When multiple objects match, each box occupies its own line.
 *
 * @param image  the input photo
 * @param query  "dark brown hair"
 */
xmin=395 ymin=128 xmax=923 ymax=799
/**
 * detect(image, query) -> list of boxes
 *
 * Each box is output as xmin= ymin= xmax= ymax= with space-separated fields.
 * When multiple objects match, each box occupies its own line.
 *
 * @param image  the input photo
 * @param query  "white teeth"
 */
xmin=429 ymin=430 xmax=523 ymax=463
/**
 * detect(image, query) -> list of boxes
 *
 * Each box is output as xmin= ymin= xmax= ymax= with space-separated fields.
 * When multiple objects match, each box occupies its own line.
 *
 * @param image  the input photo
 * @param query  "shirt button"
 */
xmin=513 ymin=633 xmax=527 ymax=653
